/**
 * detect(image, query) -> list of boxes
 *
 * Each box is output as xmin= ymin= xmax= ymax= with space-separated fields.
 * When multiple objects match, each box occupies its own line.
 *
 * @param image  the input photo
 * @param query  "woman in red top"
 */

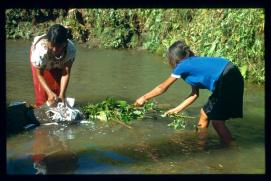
xmin=30 ymin=24 xmax=76 ymax=107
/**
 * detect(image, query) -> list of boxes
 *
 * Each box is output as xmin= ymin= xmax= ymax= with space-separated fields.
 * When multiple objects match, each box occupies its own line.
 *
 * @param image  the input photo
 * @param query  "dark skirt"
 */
xmin=203 ymin=62 xmax=244 ymax=120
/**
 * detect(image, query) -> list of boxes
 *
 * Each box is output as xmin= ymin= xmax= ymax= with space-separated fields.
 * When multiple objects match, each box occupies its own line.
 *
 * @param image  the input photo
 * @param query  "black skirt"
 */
xmin=203 ymin=62 xmax=244 ymax=120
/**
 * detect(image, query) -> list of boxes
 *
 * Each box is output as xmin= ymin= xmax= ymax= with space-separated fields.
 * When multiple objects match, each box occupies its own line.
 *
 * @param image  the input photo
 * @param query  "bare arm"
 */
xmin=165 ymin=85 xmax=199 ymax=114
xmin=35 ymin=68 xmax=57 ymax=105
xmin=59 ymin=60 xmax=73 ymax=102
xmin=134 ymin=76 xmax=177 ymax=106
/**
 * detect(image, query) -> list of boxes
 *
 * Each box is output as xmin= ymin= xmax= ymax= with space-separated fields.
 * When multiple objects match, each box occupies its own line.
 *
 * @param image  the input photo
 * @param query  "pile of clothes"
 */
xmin=45 ymin=98 xmax=84 ymax=123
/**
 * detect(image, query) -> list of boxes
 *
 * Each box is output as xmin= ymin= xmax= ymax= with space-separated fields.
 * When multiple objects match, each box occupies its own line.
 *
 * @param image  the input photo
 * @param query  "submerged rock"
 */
xmin=33 ymin=150 xmax=79 ymax=175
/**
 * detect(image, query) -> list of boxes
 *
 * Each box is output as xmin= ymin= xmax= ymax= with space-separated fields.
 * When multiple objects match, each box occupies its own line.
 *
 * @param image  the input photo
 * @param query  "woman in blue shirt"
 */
xmin=134 ymin=40 xmax=244 ymax=146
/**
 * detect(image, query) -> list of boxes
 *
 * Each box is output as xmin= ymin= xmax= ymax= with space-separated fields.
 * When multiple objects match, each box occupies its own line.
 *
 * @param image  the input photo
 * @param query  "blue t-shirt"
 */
xmin=171 ymin=56 xmax=230 ymax=92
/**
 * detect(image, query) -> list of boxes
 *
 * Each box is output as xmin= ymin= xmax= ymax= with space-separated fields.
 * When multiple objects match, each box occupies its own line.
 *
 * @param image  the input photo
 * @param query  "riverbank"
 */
xmin=6 ymin=9 xmax=264 ymax=84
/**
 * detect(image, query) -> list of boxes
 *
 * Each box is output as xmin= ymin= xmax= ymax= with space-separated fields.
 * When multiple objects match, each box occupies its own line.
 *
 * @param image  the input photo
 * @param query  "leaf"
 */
xmin=117 ymin=100 xmax=128 ymax=107
xmin=133 ymin=110 xmax=142 ymax=115
xmin=96 ymin=111 xmax=108 ymax=122
xmin=240 ymin=65 xmax=247 ymax=78
xmin=208 ymin=39 xmax=218 ymax=55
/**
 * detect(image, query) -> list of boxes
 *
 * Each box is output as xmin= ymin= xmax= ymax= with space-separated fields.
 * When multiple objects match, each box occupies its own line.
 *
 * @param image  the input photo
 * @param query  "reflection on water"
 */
xmin=6 ymin=40 xmax=265 ymax=174
xmin=31 ymin=126 xmax=78 ymax=174
xmin=6 ymin=120 xmax=245 ymax=174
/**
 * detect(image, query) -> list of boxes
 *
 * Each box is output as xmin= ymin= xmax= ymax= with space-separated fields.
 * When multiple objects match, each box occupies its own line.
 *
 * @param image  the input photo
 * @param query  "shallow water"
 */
xmin=6 ymin=40 xmax=265 ymax=174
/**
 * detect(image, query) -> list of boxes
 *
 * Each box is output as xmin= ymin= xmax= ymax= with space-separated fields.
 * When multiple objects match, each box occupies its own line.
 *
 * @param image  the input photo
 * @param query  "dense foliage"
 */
xmin=6 ymin=8 xmax=264 ymax=83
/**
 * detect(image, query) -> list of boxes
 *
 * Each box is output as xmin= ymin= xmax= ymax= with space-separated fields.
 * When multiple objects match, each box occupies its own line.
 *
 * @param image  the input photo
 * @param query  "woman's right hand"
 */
xmin=47 ymin=92 xmax=58 ymax=107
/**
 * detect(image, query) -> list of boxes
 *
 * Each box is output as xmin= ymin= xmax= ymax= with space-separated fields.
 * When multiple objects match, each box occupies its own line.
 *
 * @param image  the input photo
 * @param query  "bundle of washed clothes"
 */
xmin=45 ymin=98 xmax=84 ymax=123
xmin=7 ymin=98 xmax=86 ymax=135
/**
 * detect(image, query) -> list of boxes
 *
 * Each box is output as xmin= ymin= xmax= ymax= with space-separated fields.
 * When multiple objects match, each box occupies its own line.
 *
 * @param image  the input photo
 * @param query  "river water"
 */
xmin=6 ymin=40 xmax=265 ymax=174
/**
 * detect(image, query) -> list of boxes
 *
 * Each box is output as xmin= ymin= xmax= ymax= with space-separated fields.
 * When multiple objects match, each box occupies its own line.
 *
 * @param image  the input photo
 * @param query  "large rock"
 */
xmin=7 ymin=102 xmax=39 ymax=136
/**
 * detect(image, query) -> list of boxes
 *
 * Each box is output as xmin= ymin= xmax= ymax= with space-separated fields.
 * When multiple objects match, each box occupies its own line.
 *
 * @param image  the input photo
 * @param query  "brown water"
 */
xmin=6 ymin=40 xmax=265 ymax=174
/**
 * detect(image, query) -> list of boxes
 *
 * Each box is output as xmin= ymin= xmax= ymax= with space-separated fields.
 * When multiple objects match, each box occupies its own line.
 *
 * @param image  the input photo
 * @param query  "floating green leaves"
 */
xmin=82 ymin=97 xmax=158 ymax=124
xmin=164 ymin=113 xmax=196 ymax=130
xmin=82 ymin=97 xmax=196 ymax=130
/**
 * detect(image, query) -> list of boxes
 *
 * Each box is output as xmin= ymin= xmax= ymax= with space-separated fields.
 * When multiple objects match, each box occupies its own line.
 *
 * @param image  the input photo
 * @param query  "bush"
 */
xmin=5 ymin=8 xmax=264 ymax=84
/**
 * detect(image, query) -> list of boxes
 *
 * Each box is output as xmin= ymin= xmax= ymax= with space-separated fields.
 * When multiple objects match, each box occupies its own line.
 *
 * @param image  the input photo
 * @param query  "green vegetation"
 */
xmin=82 ymin=97 xmax=196 ymax=130
xmin=6 ymin=8 xmax=264 ymax=84
xmin=82 ymin=97 xmax=158 ymax=124
xmin=165 ymin=113 xmax=196 ymax=130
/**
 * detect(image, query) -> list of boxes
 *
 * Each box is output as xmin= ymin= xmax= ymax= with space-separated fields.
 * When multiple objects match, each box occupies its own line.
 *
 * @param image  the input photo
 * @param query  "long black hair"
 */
xmin=167 ymin=40 xmax=195 ymax=69
xmin=33 ymin=24 xmax=69 ymax=48
xmin=46 ymin=24 xmax=68 ymax=44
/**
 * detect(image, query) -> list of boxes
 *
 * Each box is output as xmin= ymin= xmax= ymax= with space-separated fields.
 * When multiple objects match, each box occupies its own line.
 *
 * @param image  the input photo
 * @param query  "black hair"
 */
xmin=167 ymin=40 xmax=195 ymax=69
xmin=46 ymin=24 xmax=68 ymax=44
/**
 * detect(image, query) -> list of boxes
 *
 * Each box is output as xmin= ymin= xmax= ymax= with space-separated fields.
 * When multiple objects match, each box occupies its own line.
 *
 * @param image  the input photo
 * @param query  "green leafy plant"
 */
xmin=82 ymin=97 xmax=158 ymax=124
xmin=82 ymin=97 xmax=196 ymax=130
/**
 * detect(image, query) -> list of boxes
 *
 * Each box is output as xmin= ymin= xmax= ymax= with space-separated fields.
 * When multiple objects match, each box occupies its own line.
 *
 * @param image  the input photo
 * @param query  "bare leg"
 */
xmin=198 ymin=108 xmax=209 ymax=128
xmin=196 ymin=108 xmax=209 ymax=149
xmin=211 ymin=120 xmax=233 ymax=146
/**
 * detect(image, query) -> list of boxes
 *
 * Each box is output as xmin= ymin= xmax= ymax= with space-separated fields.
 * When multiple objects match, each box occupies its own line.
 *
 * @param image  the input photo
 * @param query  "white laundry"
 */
xmin=45 ymin=98 xmax=83 ymax=122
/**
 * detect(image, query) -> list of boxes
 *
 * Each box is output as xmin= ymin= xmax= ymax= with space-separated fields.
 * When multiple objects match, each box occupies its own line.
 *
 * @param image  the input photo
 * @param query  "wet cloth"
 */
xmin=45 ymin=98 xmax=83 ymax=122
xmin=30 ymin=35 xmax=76 ymax=107
xmin=171 ymin=56 xmax=229 ymax=92
xmin=203 ymin=62 xmax=244 ymax=120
